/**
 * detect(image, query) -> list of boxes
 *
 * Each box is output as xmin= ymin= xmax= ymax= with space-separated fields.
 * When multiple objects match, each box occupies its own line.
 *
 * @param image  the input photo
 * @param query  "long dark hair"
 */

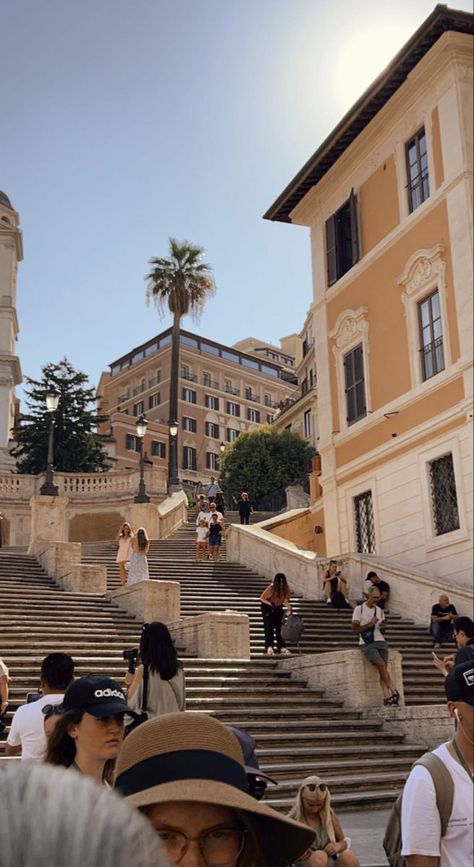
xmin=139 ymin=621 xmax=181 ymax=681
xmin=273 ymin=573 xmax=290 ymax=597
xmin=45 ymin=709 xmax=115 ymax=783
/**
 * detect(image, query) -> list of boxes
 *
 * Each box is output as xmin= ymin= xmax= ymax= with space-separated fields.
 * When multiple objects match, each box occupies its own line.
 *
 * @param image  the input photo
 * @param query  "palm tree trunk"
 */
xmin=168 ymin=311 xmax=181 ymax=489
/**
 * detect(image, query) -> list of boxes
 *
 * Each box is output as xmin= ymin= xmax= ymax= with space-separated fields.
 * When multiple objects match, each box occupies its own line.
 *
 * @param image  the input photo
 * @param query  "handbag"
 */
xmin=124 ymin=664 xmax=149 ymax=737
xmin=358 ymin=604 xmax=376 ymax=645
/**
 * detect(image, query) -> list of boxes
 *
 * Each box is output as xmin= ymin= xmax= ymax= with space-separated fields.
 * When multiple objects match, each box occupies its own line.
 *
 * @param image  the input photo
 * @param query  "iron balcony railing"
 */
xmin=181 ymin=371 xmax=198 ymax=382
xmin=224 ymin=385 xmax=240 ymax=396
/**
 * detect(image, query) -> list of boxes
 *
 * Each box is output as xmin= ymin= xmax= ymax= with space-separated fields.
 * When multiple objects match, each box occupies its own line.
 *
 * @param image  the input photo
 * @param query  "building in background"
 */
xmin=265 ymin=6 xmax=473 ymax=585
xmin=272 ymin=307 xmax=319 ymax=453
xmin=0 ymin=191 xmax=22 ymax=472
xmin=98 ymin=328 xmax=298 ymax=484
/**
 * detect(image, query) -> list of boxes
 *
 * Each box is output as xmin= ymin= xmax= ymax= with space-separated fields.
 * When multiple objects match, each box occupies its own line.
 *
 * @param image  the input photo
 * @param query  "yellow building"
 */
xmin=265 ymin=6 xmax=473 ymax=586
xmin=98 ymin=328 xmax=297 ymax=484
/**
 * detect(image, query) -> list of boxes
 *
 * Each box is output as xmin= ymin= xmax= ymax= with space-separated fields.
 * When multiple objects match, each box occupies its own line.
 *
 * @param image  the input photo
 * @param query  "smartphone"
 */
xmin=432 ymin=651 xmax=441 ymax=661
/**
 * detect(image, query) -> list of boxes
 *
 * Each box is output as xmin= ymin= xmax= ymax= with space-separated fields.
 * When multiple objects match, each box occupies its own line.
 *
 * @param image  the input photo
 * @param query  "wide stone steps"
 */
xmin=0 ymin=530 xmax=434 ymax=815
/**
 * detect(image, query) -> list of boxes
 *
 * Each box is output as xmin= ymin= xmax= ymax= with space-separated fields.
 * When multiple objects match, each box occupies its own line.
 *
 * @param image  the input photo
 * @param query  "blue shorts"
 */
xmin=209 ymin=536 xmax=221 ymax=546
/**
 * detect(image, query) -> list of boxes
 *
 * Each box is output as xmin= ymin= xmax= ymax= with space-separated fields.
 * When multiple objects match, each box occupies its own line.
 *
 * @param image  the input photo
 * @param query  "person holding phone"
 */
xmin=352 ymin=586 xmax=399 ymax=705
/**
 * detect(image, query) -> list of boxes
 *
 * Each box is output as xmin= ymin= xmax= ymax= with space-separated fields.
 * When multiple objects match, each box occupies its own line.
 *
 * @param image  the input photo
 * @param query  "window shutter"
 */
xmin=326 ymin=214 xmax=337 ymax=286
xmin=349 ymin=188 xmax=360 ymax=265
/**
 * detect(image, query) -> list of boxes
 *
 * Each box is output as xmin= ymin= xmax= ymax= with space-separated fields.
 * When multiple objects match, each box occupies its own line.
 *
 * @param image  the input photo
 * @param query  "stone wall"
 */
xmin=364 ymin=704 xmax=454 ymax=749
xmin=168 ymin=612 xmax=250 ymax=660
xmin=69 ymin=511 xmax=125 ymax=542
xmin=269 ymin=508 xmax=326 ymax=555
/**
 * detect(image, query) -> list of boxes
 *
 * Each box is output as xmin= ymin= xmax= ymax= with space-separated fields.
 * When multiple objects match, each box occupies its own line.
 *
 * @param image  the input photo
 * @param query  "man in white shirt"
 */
xmin=205 ymin=502 xmax=224 ymax=526
xmin=205 ymin=477 xmax=219 ymax=500
xmin=6 ymin=652 xmax=74 ymax=761
xmin=401 ymin=660 xmax=473 ymax=867
xmin=352 ymin=586 xmax=399 ymax=705
xmin=0 ymin=656 xmax=9 ymax=731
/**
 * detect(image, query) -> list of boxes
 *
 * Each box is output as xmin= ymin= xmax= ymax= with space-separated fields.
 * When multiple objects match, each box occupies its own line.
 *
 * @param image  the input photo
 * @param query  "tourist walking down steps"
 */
xmin=127 ymin=527 xmax=150 ymax=585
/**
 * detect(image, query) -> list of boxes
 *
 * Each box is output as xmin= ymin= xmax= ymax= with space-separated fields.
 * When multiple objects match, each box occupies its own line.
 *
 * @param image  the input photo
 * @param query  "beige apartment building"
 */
xmin=265 ymin=6 xmax=473 ymax=585
xmin=98 ymin=328 xmax=298 ymax=484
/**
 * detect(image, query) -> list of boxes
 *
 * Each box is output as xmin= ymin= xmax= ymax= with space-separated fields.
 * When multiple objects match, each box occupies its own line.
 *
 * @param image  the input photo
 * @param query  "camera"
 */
xmin=123 ymin=648 xmax=139 ymax=674
xmin=26 ymin=690 xmax=43 ymax=704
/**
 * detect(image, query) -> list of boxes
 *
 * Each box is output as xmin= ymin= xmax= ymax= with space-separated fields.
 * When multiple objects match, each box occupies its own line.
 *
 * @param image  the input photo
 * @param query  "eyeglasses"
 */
xmin=155 ymin=826 xmax=246 ymax=866
xmin=304 ymin=783 xmax=327 ymax=793
xmin=42 ymin=703 xmax=63 ymax=721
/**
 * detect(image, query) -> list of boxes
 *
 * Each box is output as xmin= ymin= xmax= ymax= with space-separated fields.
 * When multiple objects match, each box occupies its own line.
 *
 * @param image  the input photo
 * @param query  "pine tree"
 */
xmin=11 ymin=359 xmax=111 ymax=474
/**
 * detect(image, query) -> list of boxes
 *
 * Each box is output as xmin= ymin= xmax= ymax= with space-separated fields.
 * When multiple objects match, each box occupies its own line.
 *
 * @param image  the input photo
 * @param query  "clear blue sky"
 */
xmin=2 ymin=0 xmax=471 ymax=398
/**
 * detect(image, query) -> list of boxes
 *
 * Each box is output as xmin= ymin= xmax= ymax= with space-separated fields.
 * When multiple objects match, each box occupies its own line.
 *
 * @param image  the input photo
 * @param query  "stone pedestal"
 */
xmin=61 ymin=564 xmax=107 ymax=594
xmin=111 ymin=580 xmax=180 ymax=622
xmin=279 ymin=648 xmax=405 ymax=709
xmin=168 ymin=612 xmax=250 ymax=659
xmin=28 ymin=495 xmax=69 ymax=552
xmin=31 ymin=540 xmax=106 ymax=593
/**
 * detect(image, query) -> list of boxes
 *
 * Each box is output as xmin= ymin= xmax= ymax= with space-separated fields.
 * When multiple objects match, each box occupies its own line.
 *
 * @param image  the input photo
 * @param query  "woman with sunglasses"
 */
xmin=289 ymin=776 xmax=360 ymax=866
xmin=45 ymin=675 xmax=135 ymax=786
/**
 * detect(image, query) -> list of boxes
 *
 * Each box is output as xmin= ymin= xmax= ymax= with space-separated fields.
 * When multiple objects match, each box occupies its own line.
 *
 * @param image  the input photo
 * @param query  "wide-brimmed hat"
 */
xmin=114 ymin=712 xmax=314 ymax=866
xmin=63 ymin=676 xmax=136 ymax=719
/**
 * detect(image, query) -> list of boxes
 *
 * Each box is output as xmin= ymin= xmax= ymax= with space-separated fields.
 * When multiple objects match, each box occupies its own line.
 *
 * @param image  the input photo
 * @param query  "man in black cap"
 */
xmin=365 ymin=571 xmax=390 ymax=609
xmin=401 ymin=661 xmax=473 ymax=866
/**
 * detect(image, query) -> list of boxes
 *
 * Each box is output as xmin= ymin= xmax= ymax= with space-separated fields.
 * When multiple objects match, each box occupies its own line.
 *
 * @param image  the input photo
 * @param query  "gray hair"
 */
xmin=0 ymin=762 xmax=168 ymax=867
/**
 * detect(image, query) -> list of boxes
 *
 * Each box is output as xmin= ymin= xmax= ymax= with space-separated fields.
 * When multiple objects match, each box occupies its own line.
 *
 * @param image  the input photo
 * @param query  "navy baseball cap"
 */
xmin=445 ymin=661 xmax=474 ymax=706
xmin=63 ymin=675 xmax=136 ymax=718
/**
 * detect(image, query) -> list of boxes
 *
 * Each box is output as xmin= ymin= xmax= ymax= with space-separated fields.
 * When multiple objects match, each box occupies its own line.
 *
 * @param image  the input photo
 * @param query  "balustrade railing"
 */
xmin=0 ymin=467 xmax=167 ymax=501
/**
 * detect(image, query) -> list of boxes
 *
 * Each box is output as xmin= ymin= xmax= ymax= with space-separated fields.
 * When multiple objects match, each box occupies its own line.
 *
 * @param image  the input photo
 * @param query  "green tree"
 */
xmin=11 ymin=359 xmax=111 ymax=474
xmin=146 ymin=238 xmax=216 ymax=485
xmin=219 ymin=426 xmax=313 ymax=504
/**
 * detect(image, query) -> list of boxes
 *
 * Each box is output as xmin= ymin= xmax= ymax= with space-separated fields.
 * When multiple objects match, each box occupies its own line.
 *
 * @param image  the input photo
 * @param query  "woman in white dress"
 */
xmin=127 ymin=528 xmax=150 ymax=585
xmin=116 ymin=523 xmax=134 ymax=587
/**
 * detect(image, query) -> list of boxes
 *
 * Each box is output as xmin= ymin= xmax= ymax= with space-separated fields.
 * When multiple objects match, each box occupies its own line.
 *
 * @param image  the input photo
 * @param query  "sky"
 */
xmin=2 ymin=0 xmax=472 ymax=400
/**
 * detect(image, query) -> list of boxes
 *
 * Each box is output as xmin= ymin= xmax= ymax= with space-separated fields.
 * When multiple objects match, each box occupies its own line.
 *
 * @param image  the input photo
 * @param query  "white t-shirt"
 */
xmin=401 ymin=742 xmax=474 ymax=867
xmin=0 ymin=657 xmax=9 ymax=679
xmin=352 ymin=602 xmax=385 ymax=645
xmin=206 ymin=510 xmax=223 ymax=526
xmin=196 ymin=526 xmax=209 ymax=542
xmin=7 ymin=693 xmax=65 ymax=761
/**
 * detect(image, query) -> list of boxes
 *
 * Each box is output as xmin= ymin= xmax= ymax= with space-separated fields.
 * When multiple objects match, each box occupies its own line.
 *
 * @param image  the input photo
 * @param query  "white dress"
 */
xmin=127 ymin=552 xmax=149 ymax=585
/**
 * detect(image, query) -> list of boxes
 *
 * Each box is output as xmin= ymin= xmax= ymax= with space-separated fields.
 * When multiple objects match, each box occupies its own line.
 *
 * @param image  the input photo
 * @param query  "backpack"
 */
xmin=281 ymin=613 xmax=304 ymax=645
xmin=383 ymin=751 xmax=454 ymax=866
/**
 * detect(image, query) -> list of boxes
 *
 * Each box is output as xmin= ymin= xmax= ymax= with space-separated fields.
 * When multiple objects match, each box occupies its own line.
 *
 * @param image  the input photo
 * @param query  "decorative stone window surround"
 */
xmin=329 ymin=306 xmax=371 ymax=434
xmin=399 ymin=244 xmax=451 ymax=390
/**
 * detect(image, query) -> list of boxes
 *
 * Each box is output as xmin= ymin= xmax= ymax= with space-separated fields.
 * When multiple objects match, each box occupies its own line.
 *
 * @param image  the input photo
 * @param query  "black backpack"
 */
xmin=281 ymin=613 xmax=304 ymax=646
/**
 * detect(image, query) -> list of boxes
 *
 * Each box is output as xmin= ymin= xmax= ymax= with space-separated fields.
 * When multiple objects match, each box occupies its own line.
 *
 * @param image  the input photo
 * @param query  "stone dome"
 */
xmin=0 ymin=191 xmax=13 ymax=210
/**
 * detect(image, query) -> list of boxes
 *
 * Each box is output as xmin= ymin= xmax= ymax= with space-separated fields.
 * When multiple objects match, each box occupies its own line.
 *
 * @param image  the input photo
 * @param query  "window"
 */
xmin=418 ymin=290 xmax=445 ymax=381
xmin=406 ymin=128 xmax=429 ymax=213
xmin=148 ymin=370 xmax=161 ymax=388
xmin=203 ymin=372 xmax=212 ymax=386
xmin=183 ymin=447 xmax=197 ymax=470
xmin=205 ymin=422 xmax=220 ymax=439
xmin=241 ymin=357 xmax=259 ymax=369
xmin=151 ymin=440 xmax=166 ymax=458
xmin=344 ymin=344 xmax=366 ymax=425
xmin=354 ymin=490 xmax=376 ymax=553
xmin=247 ymin=408 xmax=260 ymax=423
xmin=226 ymin=402 xmax=241 ymax=417
xmin=304 ymin=410 xmax=312 ymax=438
xmin=205 ymin=395 xmax=219 ymax=410
xmin=133 ymin=401 xmax=144 ymax=416
xmin=183 ymin=416 xmax=197 ymax=433
xmin=227 ymin=428 xmax=239 ymax=443
xmin=429 ymin=454 xmax=460 ymax=536
xmin=126 ymin=434 xmax=140 ymax=452
xmin=266 ymin=414 xmax=273 ymax=424
xmin=326 ymin=189 xmax=359 ymax=286
xmin=201 ymin=342 xmax=220 ymax=356
xmin=181 ymin=366 xmax=196 ymax=382
xmin=148 ymin=392 xmax=161 ymax=409
xmin=206 ymin=452 xmax=219 ymax=470
xmin=182 ymin=388 xmax=197 ymax=404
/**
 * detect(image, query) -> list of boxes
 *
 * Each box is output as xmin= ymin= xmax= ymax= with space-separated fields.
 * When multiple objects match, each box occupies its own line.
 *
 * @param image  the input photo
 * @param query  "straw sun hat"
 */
xmin=115 ymin=712 xmax=314 ymax=866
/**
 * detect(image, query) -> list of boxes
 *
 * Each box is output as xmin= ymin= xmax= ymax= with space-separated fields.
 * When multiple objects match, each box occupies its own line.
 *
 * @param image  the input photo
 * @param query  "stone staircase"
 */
xmin=0 ymin=520 xmax=446 ymax=821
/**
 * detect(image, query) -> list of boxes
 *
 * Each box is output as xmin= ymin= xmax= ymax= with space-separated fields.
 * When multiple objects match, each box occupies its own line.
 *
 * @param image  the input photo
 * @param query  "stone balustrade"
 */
xmin=0 ymin=466 xmax=167 ymax=502
xmin=279 ymin=648 xmax=405 ymax=710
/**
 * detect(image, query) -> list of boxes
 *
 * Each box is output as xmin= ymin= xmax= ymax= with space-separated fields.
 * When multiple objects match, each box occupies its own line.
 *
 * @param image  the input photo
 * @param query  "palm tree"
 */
xmin=146 ymin=238 xmax=216 ymax=490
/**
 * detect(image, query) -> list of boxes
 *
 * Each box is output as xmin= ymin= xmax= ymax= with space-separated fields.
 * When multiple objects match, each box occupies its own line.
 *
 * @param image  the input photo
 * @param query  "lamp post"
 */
xmin=134 ymin=414 xmax=150 ymax=503
xmin=40 ymin=390 xmax=60 ymax=496
xmin=167 ymin=419 xmax=180 ymax=492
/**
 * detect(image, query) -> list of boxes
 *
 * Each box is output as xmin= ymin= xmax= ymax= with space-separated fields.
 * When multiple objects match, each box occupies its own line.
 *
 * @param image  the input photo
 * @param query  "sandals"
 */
xmin=384 ymin=691 xmax=400 ymax=706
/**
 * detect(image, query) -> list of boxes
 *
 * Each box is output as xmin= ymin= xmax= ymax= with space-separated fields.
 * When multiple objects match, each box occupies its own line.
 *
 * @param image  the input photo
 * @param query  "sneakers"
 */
xmin=280 ymin=648 xmax=291 ymax=655
xmin=433 ymin=643 xmax=441 ymax=649
xmin=266 ymin=647 xmax=274 ymax=656
xmin=326 ymin=597 xmax=332 ymax=604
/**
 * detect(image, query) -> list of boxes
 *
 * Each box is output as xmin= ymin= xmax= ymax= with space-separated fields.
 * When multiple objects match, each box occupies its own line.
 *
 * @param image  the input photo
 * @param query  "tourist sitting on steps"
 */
xmin=45 ymin=675 xmax=135 ymax=786
xmin=323 ymin=560 xmax=353 ymax=610
xmin=430 ymin=594 xmax=457 ymax=649
xmin=260 ymin=572 xmax=292 ymax=655
xmin=124 ymin=621 xmax=186 ymax=718
xmin=365 ymin=570 xmax=390 ymax=609
xmin=352 ymin=586 xmax=400 ymax=706
xmin=6 ymin=652 xmax=74 ymax=761
xmin=114 ymin=711 xmax=315 ymax=867
xmin=288 ymin=775 xmax=360 ymax=866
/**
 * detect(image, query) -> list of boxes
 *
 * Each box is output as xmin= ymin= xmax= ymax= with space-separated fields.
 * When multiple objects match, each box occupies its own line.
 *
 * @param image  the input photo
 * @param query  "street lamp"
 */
xmin=134 ymin=414 xmax=150 ymax=503
xmin=167 ymin=419 xmax=180 ymax=492
xmin=219 ymin=442 xmax=226 ymax=454
xmin=40 ymin=390 xmax=60 ymax=496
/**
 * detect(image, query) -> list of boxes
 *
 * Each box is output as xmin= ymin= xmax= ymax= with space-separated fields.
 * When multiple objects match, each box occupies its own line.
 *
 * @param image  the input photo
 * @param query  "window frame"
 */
xmin=151 ymin=440 xmax=166 ymax=459
xmin=205 ymin=394 xmax=220 ymax=411
xmin=206 ymin=451 xmax=219 ymax=470
xmin=183 ymin=446 xmax=197 ymax=471
xmin=148 ymin=392 xmax=161 ymax=409
xmin=405 ymin=127 xmax=430 ymax=213
xmin=182 ymin=387 xmax=197 ymax=404
xmin=418 ymin=290 xmax=445 ymax=382
xmin=343 ymin=343 xmax=367 ymax=426
xmin=182 ymin=416 xmax=197 ymax=433
xmin=125 ymin=434 xmax=141 ymax=453
xmin=247 ymin=408 xmax=260 ymax=423
xmin=205 ymin=421 xmax=220 ymax=439
xmin=304 ymin=409 xmax=312 ymax=438
xmin=325 ymin=188 xmax=360 ymax=287
xmin=226 ymin=401 xmax=241 ymax=417
xmin=418 ymin=437 xmax=468 ymax=552
xmin=329 ymin=307 xmax=371 ymax=434
xmin=133 ymin=400 xmax=144 ymax=417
